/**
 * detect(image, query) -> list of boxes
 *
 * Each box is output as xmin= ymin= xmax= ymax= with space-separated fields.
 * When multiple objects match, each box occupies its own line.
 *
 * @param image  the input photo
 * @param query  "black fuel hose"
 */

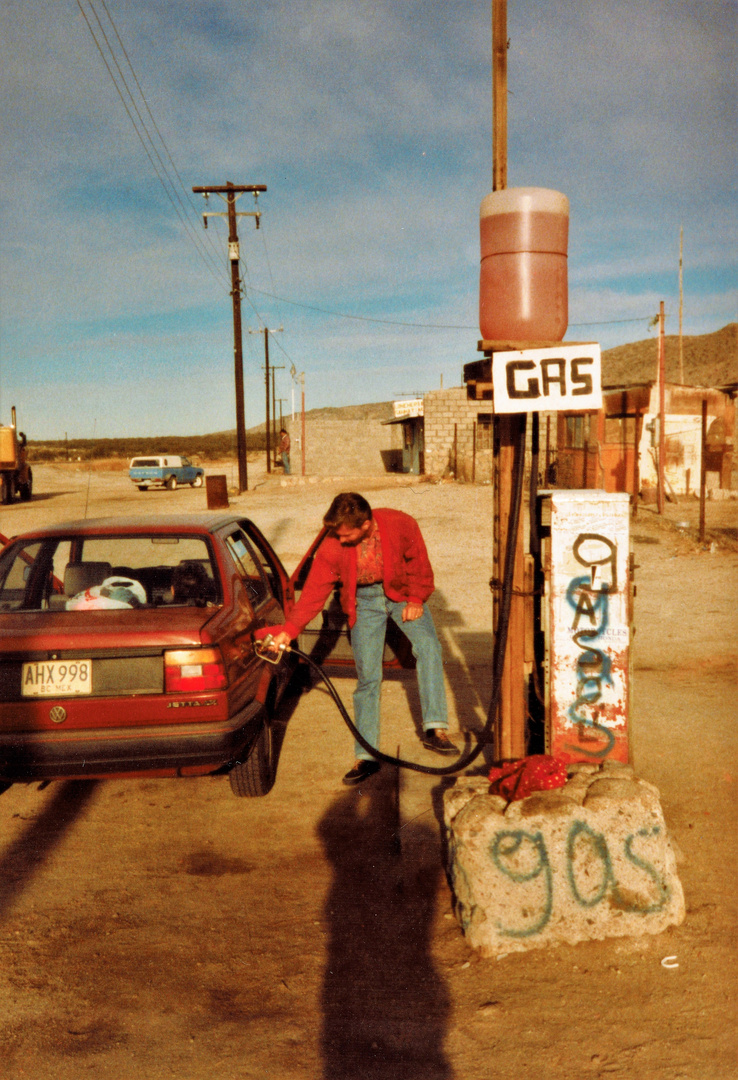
xmin=277 ymin=414 xmax=528 ymax=777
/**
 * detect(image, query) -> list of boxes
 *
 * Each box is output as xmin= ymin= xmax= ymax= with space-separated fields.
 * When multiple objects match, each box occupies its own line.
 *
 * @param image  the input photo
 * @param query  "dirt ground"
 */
xmin=0 ymin=459 xmax=736 ymax=1080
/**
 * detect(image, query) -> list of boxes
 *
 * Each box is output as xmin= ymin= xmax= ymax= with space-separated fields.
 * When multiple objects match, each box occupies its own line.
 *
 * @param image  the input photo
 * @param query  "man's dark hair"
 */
xmin=323 ymin=492 xmax=372 ymax=529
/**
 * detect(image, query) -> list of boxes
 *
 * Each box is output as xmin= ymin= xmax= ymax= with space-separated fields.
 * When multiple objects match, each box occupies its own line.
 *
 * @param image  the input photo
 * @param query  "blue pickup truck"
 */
xmin=128 ymin=456 xmax=205 ymax=491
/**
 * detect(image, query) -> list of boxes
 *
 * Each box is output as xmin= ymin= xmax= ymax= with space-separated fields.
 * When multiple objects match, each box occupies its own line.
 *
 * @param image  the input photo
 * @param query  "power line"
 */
xmin=244 ymin=285 xmax=475 ymax=329
xmin=96 ymin=0 xmax=228 ymax=277
xmin=76 ymin=0 xmax=229 ymax=291
xmin=244 ymin=282 xmax=657 ymax=332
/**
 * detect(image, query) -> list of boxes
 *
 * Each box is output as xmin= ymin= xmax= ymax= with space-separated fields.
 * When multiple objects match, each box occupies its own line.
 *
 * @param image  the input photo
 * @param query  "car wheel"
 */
xmin=1 ymin=474 xmax=13 ymax=504
xmin=19 ymin=474 xmax=32 ymax=501
xmin=166 ymin=476 xmax=177 ymax=490
xmin=228 ymin=719 xmax=276 ymax=797
xmin=190 ymin=475 xmax=203 ymax=487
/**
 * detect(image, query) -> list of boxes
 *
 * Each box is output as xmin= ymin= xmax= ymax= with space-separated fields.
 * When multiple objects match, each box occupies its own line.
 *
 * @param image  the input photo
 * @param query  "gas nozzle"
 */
xmin=253 ymin=634 xmax=289 ymax=664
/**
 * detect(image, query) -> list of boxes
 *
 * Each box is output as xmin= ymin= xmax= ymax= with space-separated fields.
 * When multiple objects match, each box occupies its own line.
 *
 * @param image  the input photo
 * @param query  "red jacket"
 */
xmin=282 ymin=508 xmax=435 ymax=639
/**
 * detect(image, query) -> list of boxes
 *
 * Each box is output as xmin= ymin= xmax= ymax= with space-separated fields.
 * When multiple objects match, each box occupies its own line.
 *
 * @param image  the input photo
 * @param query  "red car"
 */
xmin=0 ymin=515 xmax=296 ymax=796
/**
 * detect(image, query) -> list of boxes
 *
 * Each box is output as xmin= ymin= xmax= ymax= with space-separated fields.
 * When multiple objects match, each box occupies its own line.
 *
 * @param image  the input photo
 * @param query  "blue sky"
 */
xmin=0 ymin=0 xmax=735 ymax=439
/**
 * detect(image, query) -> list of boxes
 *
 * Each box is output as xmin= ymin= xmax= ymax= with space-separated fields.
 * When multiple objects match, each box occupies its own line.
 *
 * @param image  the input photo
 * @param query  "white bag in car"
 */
xmin=66 ymin=577 xmax=147 ymax=610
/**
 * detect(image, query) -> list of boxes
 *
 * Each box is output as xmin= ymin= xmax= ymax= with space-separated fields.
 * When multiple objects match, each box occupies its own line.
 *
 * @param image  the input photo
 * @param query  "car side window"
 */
xmin=239 ymin=521 xmax=285 ymax=605
xmin=0 ymin=542 xmax=42 ymax=610
xmin=225 ymin=531 xmax=270 ymax=607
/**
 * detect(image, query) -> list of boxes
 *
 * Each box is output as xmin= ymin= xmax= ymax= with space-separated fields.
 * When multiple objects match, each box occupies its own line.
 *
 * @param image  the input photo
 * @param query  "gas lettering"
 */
xmin=493 ymin=346 xmax=601 ymax=413
xmin=489 ymin=822 xmax=671 ymax=938
xmin=506 ymin=360 xmax=540 ymax=399
xmin=571 ymin=357 xmax=593 ymax=396
xmin=505 ymin=355 xmax=595 ymax=401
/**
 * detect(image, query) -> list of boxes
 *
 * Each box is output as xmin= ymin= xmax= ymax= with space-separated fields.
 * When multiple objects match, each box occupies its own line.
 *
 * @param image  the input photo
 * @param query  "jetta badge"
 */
xmin=49 ymin=706 xmax=67 ymax=724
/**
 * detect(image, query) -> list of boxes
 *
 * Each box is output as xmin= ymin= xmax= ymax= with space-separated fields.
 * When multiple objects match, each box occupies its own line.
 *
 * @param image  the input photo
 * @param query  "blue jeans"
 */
xmin=281 ymin=452 xmax=290 ymax=475
xmin=350 ymin=584 xmax=448 ymax=761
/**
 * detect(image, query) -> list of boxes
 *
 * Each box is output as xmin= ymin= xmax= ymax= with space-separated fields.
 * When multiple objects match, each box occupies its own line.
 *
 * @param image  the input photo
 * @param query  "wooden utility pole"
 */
xmin=193 ymin=182 xmax=266 ymax=492
xmin=271 ymin=365 xmax=285 ymax=466
xmin=265 ymin=328 xmax=271 ymax=473
xmin=657 ymin=301 xmax=666 ymax=514
xmin=490 ymin=0 xmax=527 ymax=759
xmin=679 ymin=227 xmax=684 ymax=383
xmin=492 ymin=0 xmax=508 ymax=192
xmin=300 ymin=373 xmax=306 ymax=476
xmin=699 ymin=398 xmax=708 ymax=542
xmin=249 ymin=326 xmax=283 ymax=473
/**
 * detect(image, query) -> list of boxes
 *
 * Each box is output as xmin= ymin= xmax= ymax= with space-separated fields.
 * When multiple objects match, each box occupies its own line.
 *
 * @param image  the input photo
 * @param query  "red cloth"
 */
xmin=279 ymin=508 xmax=435 ymax=640
xmin=488 ymin=755 xmax=569 ymax=801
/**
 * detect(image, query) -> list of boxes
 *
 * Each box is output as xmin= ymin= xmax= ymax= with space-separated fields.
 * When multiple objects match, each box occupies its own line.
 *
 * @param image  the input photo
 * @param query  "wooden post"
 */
xmin=699 ymin=399 xmax=707 ymax=543
xmin=490 ymin=4 xmax=526 ymax=759
xmin=300 ymin=373 xmax=306 ymax=476
xmin=656 ymin=298 xmax=669 ymax=511
xmin=493 ymin=412 xmax=527 ymax=761
xmin=633 ymin=412 xmax=641 ymax=518
xmin=545 ymin=415 xmax=551 ymax=484
xmin=679 ymin=227 xmax=684 ymax=384
xmin=492 ymin=0 xmax=508 ymax=191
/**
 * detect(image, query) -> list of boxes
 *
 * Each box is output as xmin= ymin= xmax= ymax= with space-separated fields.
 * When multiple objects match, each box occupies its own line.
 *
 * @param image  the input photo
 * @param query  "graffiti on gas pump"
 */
xmin=548 ymin=493 xmax=631 ymax=766
xmin=562 ymin=533 xmax=627 ymax=759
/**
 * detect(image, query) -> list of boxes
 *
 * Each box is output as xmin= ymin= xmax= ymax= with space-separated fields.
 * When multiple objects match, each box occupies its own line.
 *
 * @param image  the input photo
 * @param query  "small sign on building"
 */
xmin=393 ymin=399 xmax=424 ymax=419
xmin=492 ymin=344 xmax=602 ymax=414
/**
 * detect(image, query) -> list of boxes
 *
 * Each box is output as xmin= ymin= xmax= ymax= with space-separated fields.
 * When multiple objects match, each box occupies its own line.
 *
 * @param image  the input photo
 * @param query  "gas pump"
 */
xmin=536 ymin=488 xmax=633 ymax=764
xmin=466 ymin=343 xmax=634 ymax=765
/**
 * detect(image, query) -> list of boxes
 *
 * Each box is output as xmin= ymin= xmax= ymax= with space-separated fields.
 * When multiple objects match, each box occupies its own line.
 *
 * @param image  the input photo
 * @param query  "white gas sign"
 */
xmin=492 ymin=344 xmax=602 ymax=414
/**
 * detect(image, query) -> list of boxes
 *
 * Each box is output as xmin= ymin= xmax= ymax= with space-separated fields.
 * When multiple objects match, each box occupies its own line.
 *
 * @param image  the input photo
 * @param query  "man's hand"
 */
xmin=253 ymin=626 xmax=292 ymax=653
xmin=402 ymin=601 xmax=424 ymax=622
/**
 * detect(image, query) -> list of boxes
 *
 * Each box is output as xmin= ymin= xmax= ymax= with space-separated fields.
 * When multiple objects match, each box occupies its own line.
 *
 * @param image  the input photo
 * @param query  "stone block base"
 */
xmin=443 ymin=762 xmax=685 ymax=957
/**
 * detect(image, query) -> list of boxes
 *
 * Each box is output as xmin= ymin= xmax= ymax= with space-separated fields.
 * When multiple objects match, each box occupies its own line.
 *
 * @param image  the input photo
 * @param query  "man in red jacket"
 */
xmin=258 ymin=492 xmax=458 ymax=785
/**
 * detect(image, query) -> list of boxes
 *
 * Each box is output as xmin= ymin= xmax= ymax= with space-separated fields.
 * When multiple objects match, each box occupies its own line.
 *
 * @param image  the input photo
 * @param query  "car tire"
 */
xmin=19 ymin=472 xmax=32 ymax=501
xmin=165 ymin=476 xmax=177 ymax=490
xmin=228 ymin=719 xmax=276 ymax=797
xmin=1 ymin=474 xmax=12 ymax=504
xmin=190 ymin=475 xmax=203 ymax=488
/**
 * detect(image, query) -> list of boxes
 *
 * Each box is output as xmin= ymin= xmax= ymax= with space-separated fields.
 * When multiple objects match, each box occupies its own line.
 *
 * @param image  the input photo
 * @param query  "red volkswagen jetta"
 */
xmin=0 ymin=515 xmax=295 ymax=796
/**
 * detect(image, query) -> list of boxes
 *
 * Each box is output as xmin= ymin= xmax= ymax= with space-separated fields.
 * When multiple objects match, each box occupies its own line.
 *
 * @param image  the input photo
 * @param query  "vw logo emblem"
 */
xmin=49 ymin=706 xmax=67 ymax=724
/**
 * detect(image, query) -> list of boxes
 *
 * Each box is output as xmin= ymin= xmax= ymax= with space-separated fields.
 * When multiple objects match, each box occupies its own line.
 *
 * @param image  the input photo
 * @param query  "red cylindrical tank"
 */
xmin=479 ymin=187 xmax=569 ymax=341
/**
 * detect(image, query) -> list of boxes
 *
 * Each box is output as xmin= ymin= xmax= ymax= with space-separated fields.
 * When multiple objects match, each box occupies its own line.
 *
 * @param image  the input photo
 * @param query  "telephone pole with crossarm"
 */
xmin=192 ymin=181 xmax=266 ymax=492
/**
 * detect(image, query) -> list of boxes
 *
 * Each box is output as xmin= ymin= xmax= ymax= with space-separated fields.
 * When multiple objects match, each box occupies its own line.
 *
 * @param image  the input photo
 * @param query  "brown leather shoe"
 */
xmin=422 ymin=730 xmax=460 ymax=755
xmin=342 ymin=759 xmax=381 ymax=785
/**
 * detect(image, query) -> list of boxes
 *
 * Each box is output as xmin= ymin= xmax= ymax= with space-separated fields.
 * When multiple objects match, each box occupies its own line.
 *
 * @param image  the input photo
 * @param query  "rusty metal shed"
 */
xmin=553 ymin=381 xmax=735 ymax=499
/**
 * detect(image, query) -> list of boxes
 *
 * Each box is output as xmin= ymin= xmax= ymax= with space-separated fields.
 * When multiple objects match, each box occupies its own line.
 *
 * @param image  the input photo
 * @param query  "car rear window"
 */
xmin=130 ymin=458 xmax=159 ymax=467
xmin=0 ymin=535 xmax=221 ymax=612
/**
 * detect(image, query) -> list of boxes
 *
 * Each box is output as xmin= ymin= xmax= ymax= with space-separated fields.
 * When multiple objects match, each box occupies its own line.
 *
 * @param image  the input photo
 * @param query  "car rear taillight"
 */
xmin=164 ymin=648 xmax=227 ymax=693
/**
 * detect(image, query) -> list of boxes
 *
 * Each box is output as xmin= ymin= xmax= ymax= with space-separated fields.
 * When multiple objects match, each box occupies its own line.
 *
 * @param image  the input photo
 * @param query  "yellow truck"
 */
xmin=0 ymin=407 xmax=33 ymax=503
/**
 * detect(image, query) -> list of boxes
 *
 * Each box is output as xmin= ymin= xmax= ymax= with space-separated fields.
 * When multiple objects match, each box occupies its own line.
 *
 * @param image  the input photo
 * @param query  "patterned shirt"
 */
xmin=356 ymin=523 xmax=384 ymax=585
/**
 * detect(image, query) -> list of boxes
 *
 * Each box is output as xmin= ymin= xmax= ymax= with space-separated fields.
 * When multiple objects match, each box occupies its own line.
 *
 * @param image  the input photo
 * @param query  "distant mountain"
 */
xmin=601 ymin=323 xmax=737 ymax=389
xmin=246 ymin=401 xmax=395 ymax=433
xmin=211 ymin=326 xmax=738 ymax=441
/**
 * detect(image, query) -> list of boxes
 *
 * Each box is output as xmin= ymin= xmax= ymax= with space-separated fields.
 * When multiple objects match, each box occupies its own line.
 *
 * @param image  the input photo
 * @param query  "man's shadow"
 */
xmin=318 ymin=778 xmax=451 ymax=1080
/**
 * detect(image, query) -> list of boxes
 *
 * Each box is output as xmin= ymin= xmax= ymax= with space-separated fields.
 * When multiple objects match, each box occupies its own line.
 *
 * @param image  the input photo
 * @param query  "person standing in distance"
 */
xmin=256 ymin=492 xmax=458 ymax=785
xmin=278 ymin=428 xmax=291 ymax=475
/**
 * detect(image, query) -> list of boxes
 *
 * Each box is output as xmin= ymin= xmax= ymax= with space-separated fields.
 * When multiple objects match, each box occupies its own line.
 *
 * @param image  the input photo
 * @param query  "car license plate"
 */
xmin=21 ymin=660 xmax=92 ymax=697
